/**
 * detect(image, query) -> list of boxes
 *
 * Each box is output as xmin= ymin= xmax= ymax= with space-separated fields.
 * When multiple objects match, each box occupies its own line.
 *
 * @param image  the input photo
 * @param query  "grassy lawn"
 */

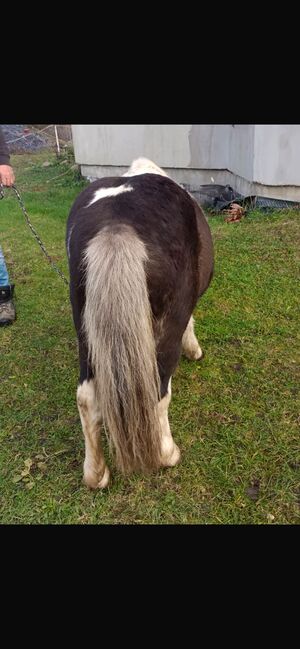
xmin=0 ymin=150 xmax=299 ymax=524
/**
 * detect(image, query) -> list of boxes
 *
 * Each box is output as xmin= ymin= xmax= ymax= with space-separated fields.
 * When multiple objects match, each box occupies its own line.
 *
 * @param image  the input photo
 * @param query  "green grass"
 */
xmin=0 ymin=150 xmax=299 ymax=524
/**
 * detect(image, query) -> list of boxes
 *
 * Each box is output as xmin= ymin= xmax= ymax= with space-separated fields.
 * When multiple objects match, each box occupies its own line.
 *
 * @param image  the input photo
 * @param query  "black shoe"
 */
xmin=0 ymin=284 xmax=16 ymax=326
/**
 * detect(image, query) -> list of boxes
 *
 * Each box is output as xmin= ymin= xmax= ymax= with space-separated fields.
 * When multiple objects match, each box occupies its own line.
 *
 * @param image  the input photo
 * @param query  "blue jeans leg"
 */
xmin=0 ymin=245 xmax=10 ymax=286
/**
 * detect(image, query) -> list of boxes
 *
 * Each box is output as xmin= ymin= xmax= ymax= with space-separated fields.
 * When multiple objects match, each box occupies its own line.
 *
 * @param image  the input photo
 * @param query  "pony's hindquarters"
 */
xmin=82 ymin=225 xmax=162 ymax=475
xmin=66 ymin=167 xmax=214 ymax=486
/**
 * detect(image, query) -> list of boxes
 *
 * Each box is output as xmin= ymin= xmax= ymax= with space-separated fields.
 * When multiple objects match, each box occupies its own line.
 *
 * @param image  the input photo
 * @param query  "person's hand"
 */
xmin=0 ymin=165 xmax=15 ymax=187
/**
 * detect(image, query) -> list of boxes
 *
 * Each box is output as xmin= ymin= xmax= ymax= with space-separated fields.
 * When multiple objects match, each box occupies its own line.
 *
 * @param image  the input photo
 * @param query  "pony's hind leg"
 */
xmin=182 ymin=316 xmax=203 ymax=360
xmin=77 ymin=379 xmax=110 ymax=489
xmin=158 ymin=379 xmax=181 ymax=467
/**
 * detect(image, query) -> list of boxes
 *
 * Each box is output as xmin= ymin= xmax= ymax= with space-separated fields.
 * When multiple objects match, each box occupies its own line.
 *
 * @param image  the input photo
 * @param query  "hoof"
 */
xmin=83 ymin=464 xmax=110 ymax=490
xmin=185 ymin=346 xmax=204 ymax=361
xmin=161 ymin=443 xmax=181 ymax=467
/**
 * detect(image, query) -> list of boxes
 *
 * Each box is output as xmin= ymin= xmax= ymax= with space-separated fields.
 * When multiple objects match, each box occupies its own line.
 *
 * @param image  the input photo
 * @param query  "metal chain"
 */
xmin=0 ymin=183 xmax=69 ymax=286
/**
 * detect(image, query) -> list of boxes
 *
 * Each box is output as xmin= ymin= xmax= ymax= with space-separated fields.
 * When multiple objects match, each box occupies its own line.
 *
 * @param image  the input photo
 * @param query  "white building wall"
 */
xmin=72 ymin=124 xmax=300 ymax=200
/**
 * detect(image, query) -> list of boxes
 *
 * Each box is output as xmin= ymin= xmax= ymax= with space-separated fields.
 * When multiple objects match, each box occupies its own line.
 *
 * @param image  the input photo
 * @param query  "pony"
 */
xmin=66 ymin=157 xmax=214 ymax=488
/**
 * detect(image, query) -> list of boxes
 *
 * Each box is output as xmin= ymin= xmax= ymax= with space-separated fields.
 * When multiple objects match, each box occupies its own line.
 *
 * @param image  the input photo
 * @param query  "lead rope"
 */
xmin=0 ymin=183 xmax=69 ymax=287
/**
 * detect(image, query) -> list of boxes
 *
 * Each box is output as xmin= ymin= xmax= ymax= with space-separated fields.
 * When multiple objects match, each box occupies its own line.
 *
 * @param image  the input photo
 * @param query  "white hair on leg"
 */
xmin=158 ymin=379 xmax=181 ymax=467
xmin=77 ymin=379 xmax=110 ymax=489
xmin=182 ymin=316 xmax=203 ymax=360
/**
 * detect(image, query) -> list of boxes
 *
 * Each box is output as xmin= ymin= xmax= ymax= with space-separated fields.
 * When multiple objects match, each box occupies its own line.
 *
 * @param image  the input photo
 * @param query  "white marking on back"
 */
xmin=87 ymin=184 xmax=133 ymax=207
